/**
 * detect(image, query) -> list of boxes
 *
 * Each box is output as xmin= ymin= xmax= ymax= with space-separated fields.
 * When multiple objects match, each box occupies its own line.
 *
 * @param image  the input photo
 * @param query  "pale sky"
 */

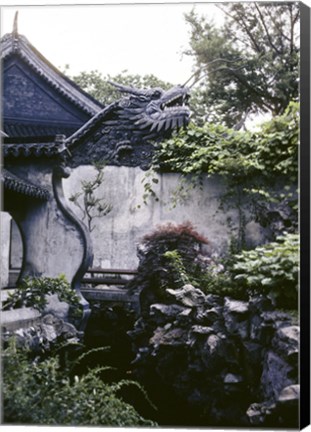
xmin=0 ymin=2 xmax=223 ymax=85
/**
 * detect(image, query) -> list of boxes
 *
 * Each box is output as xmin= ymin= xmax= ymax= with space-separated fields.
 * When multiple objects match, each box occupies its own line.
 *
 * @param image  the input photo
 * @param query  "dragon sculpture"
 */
xmin=67 ymin=82 xmax=190 ymax=168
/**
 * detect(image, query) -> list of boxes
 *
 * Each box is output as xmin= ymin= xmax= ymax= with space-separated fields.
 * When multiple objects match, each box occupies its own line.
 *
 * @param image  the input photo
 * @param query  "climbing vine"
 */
xmin=69 ymin=161 xmax=112 ymax=232
xmin=153 ymin=102 xmax=298 ymax=181
xmin=146 ymin=101 xmax=299 ymax=244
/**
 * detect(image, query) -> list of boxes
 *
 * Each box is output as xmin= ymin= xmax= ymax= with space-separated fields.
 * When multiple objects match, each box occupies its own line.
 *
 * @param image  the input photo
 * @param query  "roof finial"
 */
xmin=13 ymin=11 xmax=18 ymax=37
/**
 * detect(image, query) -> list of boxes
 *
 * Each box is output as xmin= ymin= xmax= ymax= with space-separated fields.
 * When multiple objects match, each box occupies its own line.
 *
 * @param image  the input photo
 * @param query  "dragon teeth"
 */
xmin=135 ymin=118 xmax=151 ymax=127
xmin=156 ymin=119 xmax=166 ymax=132
xmin=150 ymin=121 xmax=159 ymax=132
xmin=165 ymin=118 xmax=172 ymax=130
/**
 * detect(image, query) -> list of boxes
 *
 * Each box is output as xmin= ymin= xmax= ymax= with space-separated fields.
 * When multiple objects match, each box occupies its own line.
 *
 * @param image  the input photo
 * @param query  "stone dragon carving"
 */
xmin=66 ymin=82 xmax=191 ymax=168
xmin=109 ymin=82 xmax=190 ymax=137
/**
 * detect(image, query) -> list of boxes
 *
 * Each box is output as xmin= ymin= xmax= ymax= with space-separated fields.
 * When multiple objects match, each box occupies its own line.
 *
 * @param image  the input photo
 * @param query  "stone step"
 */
xmin=81 ymin=286 xmax=138 ymax=302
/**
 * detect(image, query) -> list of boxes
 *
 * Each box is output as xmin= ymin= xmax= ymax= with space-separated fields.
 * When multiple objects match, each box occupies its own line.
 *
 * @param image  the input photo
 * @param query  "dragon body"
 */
xmin=67 ymin=82 xmax=190 ymax=168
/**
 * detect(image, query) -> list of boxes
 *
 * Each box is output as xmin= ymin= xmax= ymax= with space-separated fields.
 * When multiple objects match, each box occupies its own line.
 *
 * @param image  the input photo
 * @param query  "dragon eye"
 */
xmin=152 ymin=89 xmax=163 ymax=99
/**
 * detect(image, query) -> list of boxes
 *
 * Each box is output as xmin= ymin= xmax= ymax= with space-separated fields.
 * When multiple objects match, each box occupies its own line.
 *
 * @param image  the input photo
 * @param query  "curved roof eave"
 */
xmin=2 ymin=168 xmax=51 ymax=200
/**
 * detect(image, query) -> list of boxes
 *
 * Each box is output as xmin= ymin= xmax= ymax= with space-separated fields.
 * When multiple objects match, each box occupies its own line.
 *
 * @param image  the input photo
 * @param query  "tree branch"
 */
xmin=264 ymin=5 xmax=291 ymax=44
xmin=255 ymin=3 xmax=281 ymax=55
xmin=228 ymin=69 xmax=276 ymax=112
xmin=217 ymin=4 xmax=263 ymax=53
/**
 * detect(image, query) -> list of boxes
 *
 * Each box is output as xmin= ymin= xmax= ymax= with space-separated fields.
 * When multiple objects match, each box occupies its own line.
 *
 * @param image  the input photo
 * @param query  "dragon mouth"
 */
xmin=133 ymin=93 xmax=190 ymax=134
xmin=113 ymin=82 xmax=191 ymax=137
xmin=161 ymin=93 xmax=190 ymax=110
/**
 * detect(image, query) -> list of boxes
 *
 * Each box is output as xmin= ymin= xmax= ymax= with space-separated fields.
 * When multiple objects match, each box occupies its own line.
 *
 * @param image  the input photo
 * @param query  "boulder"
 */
xmin=223 ymin=298 xmax=250 ymax=339
xmin=261 ymin=350 xmax=294 ymax=400
xmin=166 ymin=284 xmax=206 ymax=308
xmin=149 ymin=303 xmax=191 ymax=325
xmin=3 ymin=313 xmax=80 ymax=352
xmin=272 ymin=326 xmax=299 ymax=358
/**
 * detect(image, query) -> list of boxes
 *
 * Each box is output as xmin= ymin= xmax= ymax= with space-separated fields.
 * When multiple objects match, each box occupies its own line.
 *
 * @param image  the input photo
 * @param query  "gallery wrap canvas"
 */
xmin=0 ymin=1 xmax=310 ymax=430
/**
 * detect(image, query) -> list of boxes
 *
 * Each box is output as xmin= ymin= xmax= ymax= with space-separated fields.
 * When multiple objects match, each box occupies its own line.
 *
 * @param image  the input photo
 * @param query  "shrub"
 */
xmin=143 ymin=221 xmax=209 ymax=245
xmin=3 ymin=274 xmax=80 ymax=314
xmin=2 ymin=338 xmax=156 ymax=426
xmin=231 ymin=232 xmax=299 ymax=308
xmin=140 ymin=222 xmax=208 ymax=282
xmin=193 ymin=233 xmax=299 ymax=308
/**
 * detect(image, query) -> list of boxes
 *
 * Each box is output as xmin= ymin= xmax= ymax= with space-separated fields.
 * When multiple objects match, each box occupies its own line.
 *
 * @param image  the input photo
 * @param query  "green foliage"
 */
xmin=163 ymin=250 xmax=191 ymax=288
xmin=193 ymin=264 xmax=241 ymax=299
xmin=231 ymin=232 xmax=299 ymax=308
xmin=153 ymin=101 xmax=299 ymax=181
xmin=2 ymin=339 xmax=156 ymax=426
xmin=68 ymin=69 xmax=172 ymax=105
xmin=184 ymin=3 xmax=299 ymax=126
xmin=137 ymin=168 xmax=160 ymax=208
xmin=150 ymin=102 xmax=298 ymax=241
xmin=170 ymin=233 xmax=299 ymax=309
xmin=3 ymin=274 xmax=80 ymax=314
xmin=131 ymin=222 xmax=209 ymax=305
xmin=69 ymin=161 xmax=112 ymax=232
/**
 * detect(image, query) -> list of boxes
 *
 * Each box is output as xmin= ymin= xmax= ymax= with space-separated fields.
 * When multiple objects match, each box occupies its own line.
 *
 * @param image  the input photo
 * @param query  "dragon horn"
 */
xmin=108 ymin=81 xmax=145 ymax=96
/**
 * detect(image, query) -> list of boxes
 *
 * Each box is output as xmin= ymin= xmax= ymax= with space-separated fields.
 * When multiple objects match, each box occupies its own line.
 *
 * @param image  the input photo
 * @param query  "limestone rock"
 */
xmin=149 ymin=326 xmax=188 ymax=348
xmin=261 ymin=350 xmax=294 ymax=400
xmin=224 ymin=373 xmax=243 ymax=384
xmin=128 ymin=282 xmax=298 ymax=428
xmin=166 ymin=284 xmax=206 ymax=307
xmin=3 ymin=313 xmax=80 ymax=352
xmin=224 ymin=298 xmax=249 ymax=314
xmin=149 ymin=303 xmax=190 ymax=325
xmin=246 ymin=402 xmax=275 ymax=425
xmin=277 ymin=384 xmax=300 ymax=404
xmin=224 ymin=298 xmax=250 ymax=339
xmin=272 ymin=326 xmax=299 ymax=358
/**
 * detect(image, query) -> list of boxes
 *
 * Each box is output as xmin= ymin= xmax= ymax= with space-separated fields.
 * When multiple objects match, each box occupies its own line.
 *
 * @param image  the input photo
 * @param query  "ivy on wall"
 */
xmin=153 ymin=101 xmax=298 ymax=181
xmin=145 ymin=101 xmax=299 ymax=245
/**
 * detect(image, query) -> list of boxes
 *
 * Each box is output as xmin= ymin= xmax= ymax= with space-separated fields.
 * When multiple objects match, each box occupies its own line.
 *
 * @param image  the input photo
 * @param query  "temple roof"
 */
xmin=1 ymin=168 xmax=50 ymax=200
xmin=1 ymin=30 xmax=104 ymax=138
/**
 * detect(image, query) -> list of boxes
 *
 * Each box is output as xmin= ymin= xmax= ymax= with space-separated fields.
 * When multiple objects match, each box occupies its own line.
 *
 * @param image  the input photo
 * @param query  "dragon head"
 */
xmin=110 ymin=81 xmax=191 ymax=139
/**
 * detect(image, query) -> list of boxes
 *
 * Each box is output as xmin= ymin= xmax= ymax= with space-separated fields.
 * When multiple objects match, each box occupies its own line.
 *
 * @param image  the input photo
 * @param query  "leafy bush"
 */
xmin=3 ymin=274 xmax=80 ymax=314
xmin=153 ymin=101 xmax=298 ymax=182
xmin=128 ymin=222 xmax=210 ymax=313
xmin=148 ymin=102 xmax=299 ymax=241
xmin=162 ymin=250 xmax=192 ymax=288
xmin=143 ymin=221 xmax=209 ymax=246
xmin=2 ymin=338 xmax=156 ymax=426
xmin=140 ymin=222 xmax=209 ymax=285
xmin=161 ymin=233 xmax=299 ymax=310
xmin=231 ymin=232 xmax=299 ymax=308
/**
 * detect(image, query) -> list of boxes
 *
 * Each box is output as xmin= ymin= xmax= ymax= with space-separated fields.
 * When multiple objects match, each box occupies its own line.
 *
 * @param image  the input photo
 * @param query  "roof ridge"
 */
xmin=1 ymin=32 xmax=104 ymax=116
xmin=66 ymin=102 xmax=118 ymax=147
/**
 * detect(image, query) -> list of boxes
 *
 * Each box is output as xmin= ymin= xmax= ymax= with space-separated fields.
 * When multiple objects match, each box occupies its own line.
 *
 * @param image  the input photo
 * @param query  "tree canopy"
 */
xmin=184 ymin=2 xmax=300 ymax=127
xmin=67 ymin=69 xmax=172 ymax=106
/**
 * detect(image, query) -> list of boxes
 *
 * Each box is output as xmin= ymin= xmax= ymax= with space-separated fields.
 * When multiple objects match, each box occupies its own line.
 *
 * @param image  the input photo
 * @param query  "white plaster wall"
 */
xmin=10 ymin=220 xmax=23 ymax=268
xmin=7 ymin=164 xmax=85 ymax=284
xmin=0 ymin=212 xmax=11 ymax=288
xmin=63 ymin=166 xmax=256 ymax=269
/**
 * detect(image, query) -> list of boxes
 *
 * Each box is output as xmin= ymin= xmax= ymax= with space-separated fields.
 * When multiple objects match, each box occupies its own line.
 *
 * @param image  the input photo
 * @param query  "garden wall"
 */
xmin=0 ymin=212 xmax=11 ymax=287
xmin=62 ymin=165 xmax=265 ymax=269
